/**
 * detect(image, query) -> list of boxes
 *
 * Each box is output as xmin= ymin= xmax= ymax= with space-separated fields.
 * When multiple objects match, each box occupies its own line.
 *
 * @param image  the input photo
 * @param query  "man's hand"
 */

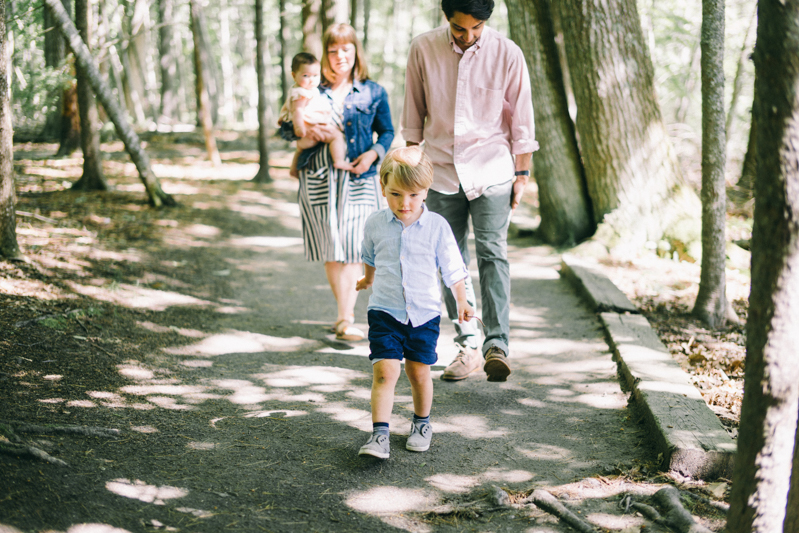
xmin=351 ymin=150 xmax=379 ymax=176
xmin=511 ymin=173 xmax=528 ymax=211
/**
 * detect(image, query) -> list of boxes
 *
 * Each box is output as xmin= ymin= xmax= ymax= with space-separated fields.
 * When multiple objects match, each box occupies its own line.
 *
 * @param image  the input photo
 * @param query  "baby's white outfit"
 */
xmin=278 ymin=86 xmax=333 ymax=125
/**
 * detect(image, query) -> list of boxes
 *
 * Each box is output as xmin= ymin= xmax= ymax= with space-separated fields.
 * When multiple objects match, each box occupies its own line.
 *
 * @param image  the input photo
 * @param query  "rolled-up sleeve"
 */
xmin=506 ymin=48 xmax=539 ymax=155
xmin=437 ymin=226 xmax=468 ymax=288
xmin=401 ymin=41 xmax=427 ymax=145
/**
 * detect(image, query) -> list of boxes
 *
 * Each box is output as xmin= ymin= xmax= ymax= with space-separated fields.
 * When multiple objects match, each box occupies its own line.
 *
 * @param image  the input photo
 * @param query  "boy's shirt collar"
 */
xmin=388 ymin=202 xmax=429 ymax=227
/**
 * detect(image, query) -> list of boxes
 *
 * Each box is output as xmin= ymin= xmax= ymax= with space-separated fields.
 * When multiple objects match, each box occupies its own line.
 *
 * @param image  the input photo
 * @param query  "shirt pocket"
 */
xmin=475 ymin=87 xmax=504 ymax=124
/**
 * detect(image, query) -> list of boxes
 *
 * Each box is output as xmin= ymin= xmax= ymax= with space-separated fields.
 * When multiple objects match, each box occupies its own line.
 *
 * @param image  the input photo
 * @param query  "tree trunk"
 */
xmin=157 ymin=0 xmax=178 ymax=124
xmin=121 ymin=0 xmax=151 ymax=126
xmin=42 ymin=0 xmax=70 ymax=143
xmin=190 ymin=0 xmax=221 ymax=166
xmin=302 ymin=0 xmax=323 ymax=58
xmin=55 ymin=81 xmax=81 ymax=157
xmin=362 ymin=0 xmax=370 ymax=49
xmin=727 ymin=1 xmax=799 ymax=531
xmin=726 ymin=6 xmax=757 ymax=138
xmin=506 ymin=0 xmax=593 ymax=246
xmin=192 ymin=2 xmax=220 ymax=125
xmin=736 ymin=107 xmax=757 ymax=199
xmin=0 ymin=0 xmax=21 ymax=261
xmin=555 ymin=0 xmax=700 ymax=255
xmin=322 ymin=0 xmax=348 ymax=36
xmin=252 ymin=0 xmax=271 ymax=183
xmin=72 ymin=0 xmax=108 ymax=192
xmin=219 ymin=1 xmax=235 ymax=125
xmin=44 ymin=0 xmax=175 ymax=207
xmin=350 ymin=0 xmax=358 ymax=30
xmin=278 ymin=0 xmax=289 ymax=106
xmin=692 ymin=0 xmax=728 ymax=328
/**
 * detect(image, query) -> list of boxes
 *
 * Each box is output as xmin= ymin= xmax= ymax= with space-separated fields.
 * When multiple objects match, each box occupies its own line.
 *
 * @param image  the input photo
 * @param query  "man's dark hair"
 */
xmin=291 ymin=52 xmax=319 ymax=73
xmin=441 ymin=0 xmax=494 ymax=20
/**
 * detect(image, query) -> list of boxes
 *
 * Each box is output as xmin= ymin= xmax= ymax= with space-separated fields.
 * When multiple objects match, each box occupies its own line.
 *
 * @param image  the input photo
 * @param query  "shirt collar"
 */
xmin=447 ymin=25 xmax=488 ymax=54
xmin=387 ymin=203 xmax=430 ymax=227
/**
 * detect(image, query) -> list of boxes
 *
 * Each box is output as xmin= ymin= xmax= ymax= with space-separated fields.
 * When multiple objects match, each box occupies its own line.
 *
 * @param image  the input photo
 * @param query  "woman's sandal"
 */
xmin=334 ymin=319 xmax=364 ymax=342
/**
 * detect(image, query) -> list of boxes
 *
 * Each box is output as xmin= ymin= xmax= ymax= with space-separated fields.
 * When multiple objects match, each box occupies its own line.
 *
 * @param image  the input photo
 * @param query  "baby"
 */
xmin=278 ymin=53 xmax=352 ymax=177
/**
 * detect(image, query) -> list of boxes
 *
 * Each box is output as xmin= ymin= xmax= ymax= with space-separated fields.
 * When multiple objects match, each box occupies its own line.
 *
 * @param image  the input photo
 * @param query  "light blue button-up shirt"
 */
xmin=361 ymin=205 xmax=468 ymax=327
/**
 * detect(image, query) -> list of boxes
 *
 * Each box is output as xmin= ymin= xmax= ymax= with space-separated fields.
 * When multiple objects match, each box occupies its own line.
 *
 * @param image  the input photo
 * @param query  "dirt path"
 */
xmin=1 ymin=146 xmax=725 ymax=532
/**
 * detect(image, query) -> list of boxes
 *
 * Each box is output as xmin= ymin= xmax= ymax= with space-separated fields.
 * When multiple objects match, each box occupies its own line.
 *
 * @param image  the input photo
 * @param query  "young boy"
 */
xmin=355 ymin=146 xmax=474 ymax=459
xmin=277 ymin=53 xmax=353 ymax=177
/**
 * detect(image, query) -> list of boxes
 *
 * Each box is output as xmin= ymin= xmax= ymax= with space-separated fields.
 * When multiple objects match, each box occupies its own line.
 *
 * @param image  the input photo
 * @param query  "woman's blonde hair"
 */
xmin=321 ymin=23 xmax=369 ymax=83
xmin=380 ymin=147 xmax=434 ymax=191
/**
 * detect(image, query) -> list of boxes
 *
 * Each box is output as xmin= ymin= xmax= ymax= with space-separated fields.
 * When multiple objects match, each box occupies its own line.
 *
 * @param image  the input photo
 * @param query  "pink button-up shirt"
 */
xmin=402 ymin=25 xmax=539 ymax=200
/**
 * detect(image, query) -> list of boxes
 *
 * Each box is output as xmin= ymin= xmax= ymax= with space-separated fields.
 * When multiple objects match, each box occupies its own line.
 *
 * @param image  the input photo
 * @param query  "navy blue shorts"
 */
xmin=367 ymin=310 xmax=440 ymax=365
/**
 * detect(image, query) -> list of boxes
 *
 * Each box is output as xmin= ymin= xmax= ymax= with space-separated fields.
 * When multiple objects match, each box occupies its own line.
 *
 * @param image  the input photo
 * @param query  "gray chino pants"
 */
xmin=425 ymin=181 xmax=513 ymax=357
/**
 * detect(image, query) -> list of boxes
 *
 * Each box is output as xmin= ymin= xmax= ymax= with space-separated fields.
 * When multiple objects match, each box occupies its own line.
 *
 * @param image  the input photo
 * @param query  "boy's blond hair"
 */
xmin=380 ymin=147 xmax=434 ymax=191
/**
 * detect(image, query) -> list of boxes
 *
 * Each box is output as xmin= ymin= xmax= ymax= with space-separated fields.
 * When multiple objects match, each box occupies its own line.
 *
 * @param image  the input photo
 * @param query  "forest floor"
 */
xmin=0 ymin=132 xmax=747 ymax=532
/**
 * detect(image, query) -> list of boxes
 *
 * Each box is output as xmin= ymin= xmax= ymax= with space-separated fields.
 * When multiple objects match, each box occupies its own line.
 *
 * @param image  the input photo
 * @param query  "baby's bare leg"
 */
xmin=328 ymin=129 xmax=353 ymax=171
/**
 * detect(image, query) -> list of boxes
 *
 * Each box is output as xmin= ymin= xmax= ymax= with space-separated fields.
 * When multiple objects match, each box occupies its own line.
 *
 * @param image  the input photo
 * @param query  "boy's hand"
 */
xmin=356 ymin=277 xmax=372 ymax=292
xmin=457 ymin=301 xmax=475 ymax=323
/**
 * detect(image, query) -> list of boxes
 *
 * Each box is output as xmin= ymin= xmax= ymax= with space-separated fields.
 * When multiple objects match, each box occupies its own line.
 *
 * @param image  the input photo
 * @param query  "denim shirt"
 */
xmin=298 ymin=79 xmax=394 ymax=179
xmin=361 ymin=205 xmax=468 ymax=326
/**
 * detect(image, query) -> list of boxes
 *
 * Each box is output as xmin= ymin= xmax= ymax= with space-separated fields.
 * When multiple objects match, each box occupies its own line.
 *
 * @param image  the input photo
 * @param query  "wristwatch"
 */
xmin=514 ymin=170 xmax=530 ymax=176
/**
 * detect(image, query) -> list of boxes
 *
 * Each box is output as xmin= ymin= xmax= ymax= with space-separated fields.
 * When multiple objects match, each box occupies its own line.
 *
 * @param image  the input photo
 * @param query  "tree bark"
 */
xmin=44 ymin=0 xmax=175 ymax=207
xmin=322 ymin=0 xmax=348 ymax=36
xmin=692 ymin=0 xmax=727 ymax=328
xmin=72 ymin=0 xmax=108 ymax=192
xmin=506 ymin=0 xmax=593 ymax=246
xmin=0 ymin=0 xmax=21 ymax=260
xmin=278 ymin=0 xmax=289 ymax=106
xmin=190 ymin=0 xmax=221 ymax=166
xmin=42 ymin=0 xmax=70 ymax=143
xmin=252 ymin=0 xmax=271 ymax=183
xmin=55 ymin=81 xmax=81 ymax=157
xmin=555 ymin=0 xmax=701 ymax=255
xmin=157 ymin=0 xmax=179 ymax=124
xmin=302 ymin=0 xmax=323 ymax=58
xmin=121 ymin=0 xmax=152 ymax=126
xmin=727 ymin=1 xmax=799 ymax=531
xmin=350 ymin=0 xmax=358 ymax=30
xmin=362 ymin=0 xmax=370 ymax=49
xmin=192 ymin=1 xmax=220 ymax=124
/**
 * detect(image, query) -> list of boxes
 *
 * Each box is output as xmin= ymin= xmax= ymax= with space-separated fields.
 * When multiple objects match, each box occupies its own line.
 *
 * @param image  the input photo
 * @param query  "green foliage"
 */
xmin=9 ymin=0 xmax=72 ymax=139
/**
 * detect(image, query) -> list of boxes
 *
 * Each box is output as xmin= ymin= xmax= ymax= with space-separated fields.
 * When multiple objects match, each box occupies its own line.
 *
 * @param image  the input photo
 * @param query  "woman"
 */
xmin=297 ymin=23 xmax=394 ymax=341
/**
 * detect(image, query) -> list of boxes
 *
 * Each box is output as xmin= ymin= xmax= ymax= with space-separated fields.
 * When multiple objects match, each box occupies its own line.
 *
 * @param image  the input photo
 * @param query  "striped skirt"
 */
xmin=298 ymin=145 xmax=382 ymax=263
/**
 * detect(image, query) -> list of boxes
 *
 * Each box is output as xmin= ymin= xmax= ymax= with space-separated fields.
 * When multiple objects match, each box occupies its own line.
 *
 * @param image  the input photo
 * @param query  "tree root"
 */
xmin=3 ymin=421 xmax=121 ymax=438
xmin=0 ymin=442 xmax=69 ymax=466
xmin=652 ymin=486 xmax=713 ymax=533
xmin=522 ymin=489 xmax=598 ymax=533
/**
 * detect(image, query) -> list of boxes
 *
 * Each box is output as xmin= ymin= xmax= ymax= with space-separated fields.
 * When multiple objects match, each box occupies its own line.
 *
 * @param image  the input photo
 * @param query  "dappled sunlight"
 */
xmin=145 ymin=396 xmax=194 ymax=410
xmin=254 ymin=366 xmax=368 ymax=388
xmin=242 ymin=409 xmax=308 ymax=418
xmin=187 ymin=441 xmax=216 ymax=450
xmin=175 ymin=507 xmax=215 ymax=518
xmin=65 ymin=281 xmax=213 ymax=311
xmin=315 ymin=402 xmax=372 ymax=431
xmin=436 ymin=415 xmax=508 ymax=439
xmin=510 ymin=264 xmax=560 ymax=280
xmin=184 ymin=224 xmax=222 ymax=238
xmin=226 ymin=236 xmax=303 ymax=248
xmin=66 ymin=400 xmax=96 ymax=408
xmin=517 ymin=443 xmax=573 ymax=462
xmin=345 ymin=486 xmax=440 ymax=515
xmin=131 ymin=426 xmax=158 ymax=434
xmin=180 ymin=359 xmax=214 ymax=368
xmin=67 ymin=525 xmax=134 ymax=533
xmin=136 ymin=321 xmax=206 ymax=337
xmin=316 ymin=344 xmax=372 ymax=358
xmin=426 ymin=473 xmax=480 ymax=494
xmin=588 ymin=513 xmax=646 ymax=530
xmin=481 ymin=468 xmax=535 ymax=483
xmin=513 ymin=338 xmax=608 ymax=357
xmin=117 ymin=364 xmax=155 ymax=381
xmin=164 ymin=330 xmax=319 ymax=356
xmin=152 ymin=162 xmax=260 ymax=180
xmin=508 ymin=308 xmax=551 ymax=325
xmin=207 ymin=379 xmax=272 ymax=405
xmin=105 ymin=479 xmax=189 ymax=505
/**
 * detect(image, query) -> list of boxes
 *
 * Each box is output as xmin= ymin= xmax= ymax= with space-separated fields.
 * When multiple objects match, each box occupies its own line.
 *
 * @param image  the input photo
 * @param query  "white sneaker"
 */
xmin=406 ymin=421 xmax=432 ymax=452
xmin=359 ymin=433 xmax=390 ymax=459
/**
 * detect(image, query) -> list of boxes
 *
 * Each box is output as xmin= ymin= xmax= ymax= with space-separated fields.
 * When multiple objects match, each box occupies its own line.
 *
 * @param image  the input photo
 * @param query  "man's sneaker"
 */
xmin=406 ymin=422 xmax=432 ymax=452
xmin=358 ymin=433 xmax=390 ymax=459
xmin=484 ymin=346 xmax=511 ymax=382
xmin=441 ymin=345 xmax=481 ymax=381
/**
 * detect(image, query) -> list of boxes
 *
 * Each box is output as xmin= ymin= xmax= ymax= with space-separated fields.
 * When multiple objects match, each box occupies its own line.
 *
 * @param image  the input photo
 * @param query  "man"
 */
xmin=401 ymin=0 xmax=537 ymax=382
